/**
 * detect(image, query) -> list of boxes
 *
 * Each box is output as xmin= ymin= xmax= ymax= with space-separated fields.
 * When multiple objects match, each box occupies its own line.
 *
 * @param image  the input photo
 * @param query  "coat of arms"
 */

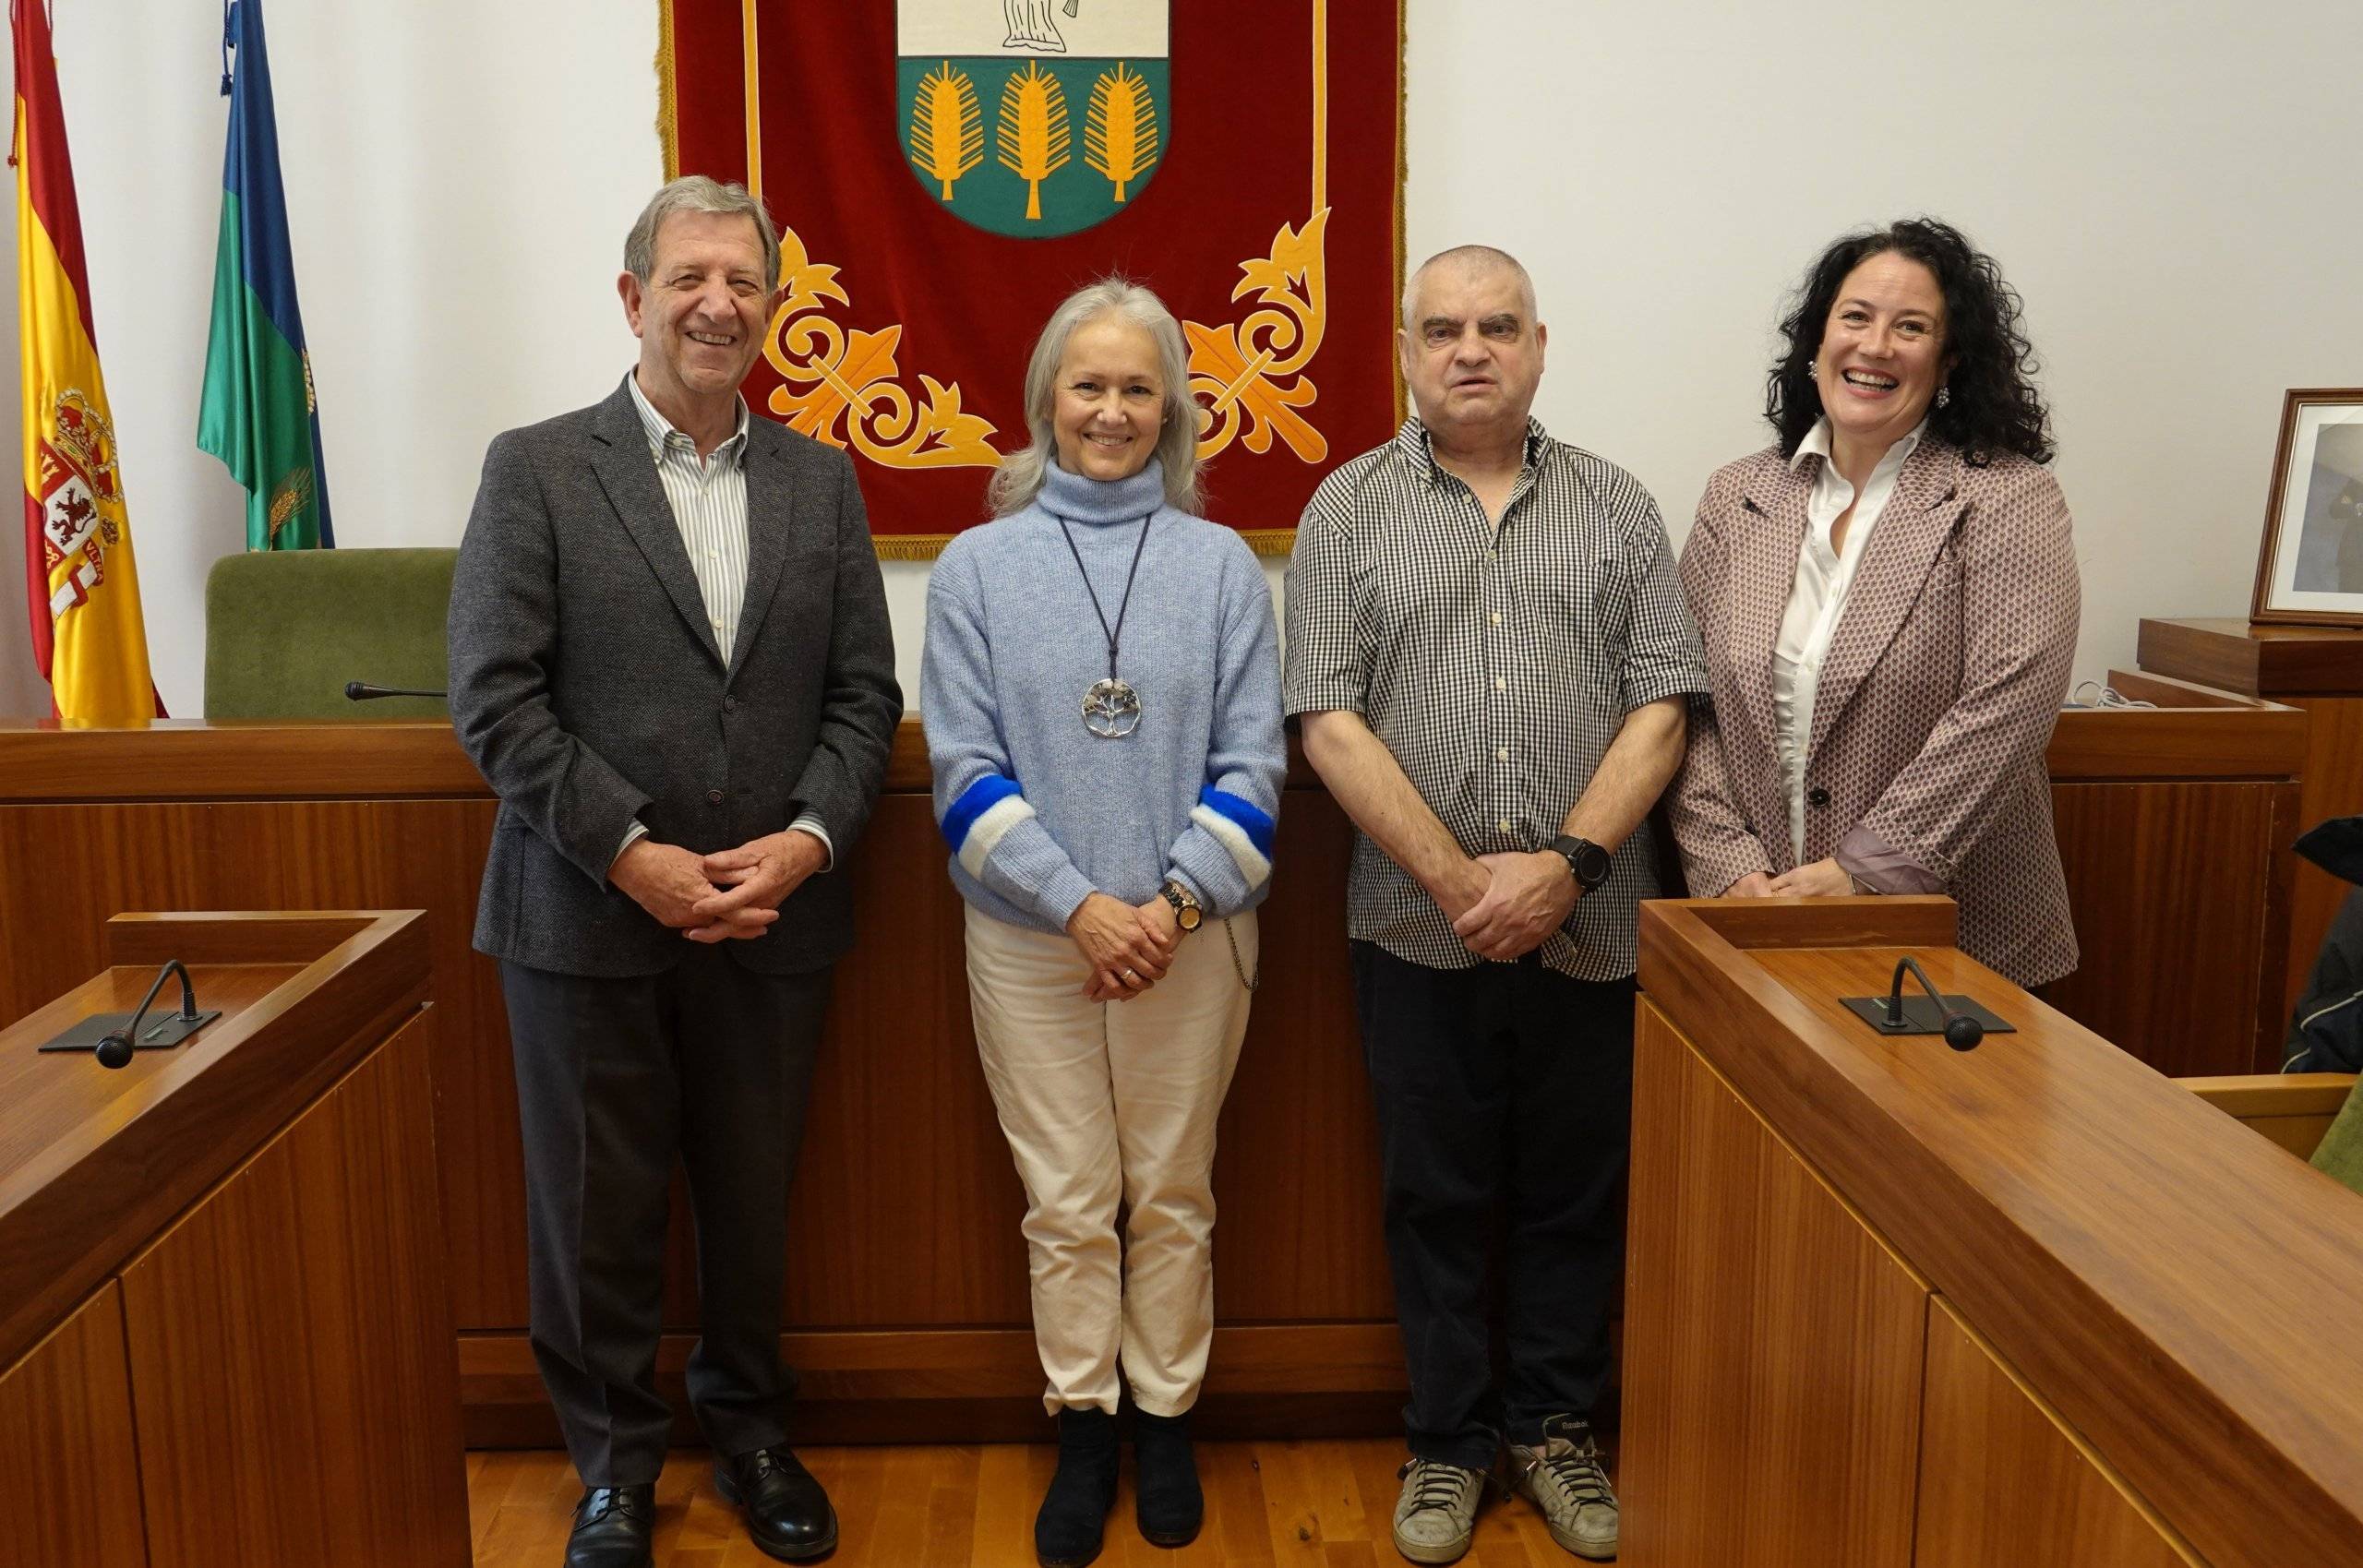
xmin=36 ymin=389 xmax=126 ymax=618
xmin=897 ymin=0 xmax=1170 ymax=237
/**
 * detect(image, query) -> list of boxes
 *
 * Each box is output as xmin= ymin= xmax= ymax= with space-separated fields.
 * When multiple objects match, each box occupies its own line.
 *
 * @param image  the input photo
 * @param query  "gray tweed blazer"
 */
xmin=447 ymin=377 xmax=902 ymax=977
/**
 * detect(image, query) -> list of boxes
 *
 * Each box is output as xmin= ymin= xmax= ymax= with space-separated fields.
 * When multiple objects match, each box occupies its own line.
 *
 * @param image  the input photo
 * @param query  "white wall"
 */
xmin=4 ymin=0 xmax=2360 ymax=718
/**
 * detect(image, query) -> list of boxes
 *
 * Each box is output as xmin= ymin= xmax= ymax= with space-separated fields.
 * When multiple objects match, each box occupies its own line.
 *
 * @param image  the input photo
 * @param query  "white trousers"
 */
xmin=963 ymin=904 xmax=1257 ymax=1417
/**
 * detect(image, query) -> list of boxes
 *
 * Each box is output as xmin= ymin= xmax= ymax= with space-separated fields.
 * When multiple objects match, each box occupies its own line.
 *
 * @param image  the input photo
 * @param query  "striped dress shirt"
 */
xmin=612 ymin=374 xmax=832 ymax=866
xmin=1284 ymin=416 xmax=1708 ymax=980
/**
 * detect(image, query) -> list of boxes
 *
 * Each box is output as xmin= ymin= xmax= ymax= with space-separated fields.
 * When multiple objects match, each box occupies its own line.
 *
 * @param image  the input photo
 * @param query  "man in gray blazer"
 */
xmin=448 ymin=176 xmax=901 ymax=1568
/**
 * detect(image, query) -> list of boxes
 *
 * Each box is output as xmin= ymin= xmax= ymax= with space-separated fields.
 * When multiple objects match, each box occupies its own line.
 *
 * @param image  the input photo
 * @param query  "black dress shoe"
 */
xmin=566 ymin=1485 xmax=655 ymax=1568
xmin=1133 ymin=1409 xmax=1203 ymax=1548
xmin=1035 ymin=1407 xmax=1119 ymax=1568
xmin=716 ymin=1445 xmax=838 ymax=1562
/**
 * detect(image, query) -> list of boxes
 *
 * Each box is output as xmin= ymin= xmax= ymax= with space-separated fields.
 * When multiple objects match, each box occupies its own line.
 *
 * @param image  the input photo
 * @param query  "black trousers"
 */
xmin=502 ymin=945 xmax=831 ymax=1486
xmin=1350 ymin=941 xmax=1636 ymax=1468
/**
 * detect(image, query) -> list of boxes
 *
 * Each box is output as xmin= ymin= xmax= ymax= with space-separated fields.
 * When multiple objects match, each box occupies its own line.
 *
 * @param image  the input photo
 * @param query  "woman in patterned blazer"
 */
xmin=1669 ymin=218 xmax=2081 ymax=986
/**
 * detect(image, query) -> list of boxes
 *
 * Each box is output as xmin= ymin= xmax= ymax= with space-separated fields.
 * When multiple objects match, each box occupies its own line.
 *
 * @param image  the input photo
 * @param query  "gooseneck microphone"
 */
xmin=95 ymin=960 xmax=204 ymax=1071
xmin=1888 ymin=956 xmax=1984 ymax=1052
xmin=344 ymin=681 xmax=449 ymax=701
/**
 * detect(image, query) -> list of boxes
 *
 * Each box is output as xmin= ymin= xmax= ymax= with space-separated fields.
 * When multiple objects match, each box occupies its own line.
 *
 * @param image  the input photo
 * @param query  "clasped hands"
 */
xmin=610 ymin=829 xmax=828 ymax=942
xmin=1439 ymin=850 xmax=1581 ymax=962
xmin=1067 ymin=891 xmax=1182 ymax=1001
xmin=1724 ymin=857 xmax=1853 ymax=898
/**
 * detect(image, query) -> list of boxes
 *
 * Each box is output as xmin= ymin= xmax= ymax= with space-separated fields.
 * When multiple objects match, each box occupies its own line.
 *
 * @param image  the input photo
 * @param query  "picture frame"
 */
xmin=2251 ymin=388 xmax=2363 ymax=626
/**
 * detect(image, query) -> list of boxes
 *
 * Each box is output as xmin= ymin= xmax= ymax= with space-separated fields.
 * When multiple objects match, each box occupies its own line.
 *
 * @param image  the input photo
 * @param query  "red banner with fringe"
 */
xmin=660 ymin=0 xmax=1402 ymax=557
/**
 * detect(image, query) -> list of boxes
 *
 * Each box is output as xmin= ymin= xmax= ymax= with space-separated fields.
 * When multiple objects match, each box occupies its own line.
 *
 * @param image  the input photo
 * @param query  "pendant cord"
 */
xmin=1054 ymin=512 xmax=1153 ymax=679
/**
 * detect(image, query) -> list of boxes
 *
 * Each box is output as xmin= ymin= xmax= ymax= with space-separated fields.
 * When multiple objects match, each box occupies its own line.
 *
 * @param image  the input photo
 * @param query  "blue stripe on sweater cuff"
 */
xmin=942 ymin=773 xmax=1025 ymax=851
xmin=1192 ymin=787 xmax=1276 ymax=892
xmin=1196 ymin=786 xmax=1276 ymax=856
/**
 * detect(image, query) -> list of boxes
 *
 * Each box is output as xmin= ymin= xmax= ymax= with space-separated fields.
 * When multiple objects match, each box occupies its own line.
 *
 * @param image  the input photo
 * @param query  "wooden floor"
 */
xmin=468 ymin=1442 xmax=1602 ymax=1567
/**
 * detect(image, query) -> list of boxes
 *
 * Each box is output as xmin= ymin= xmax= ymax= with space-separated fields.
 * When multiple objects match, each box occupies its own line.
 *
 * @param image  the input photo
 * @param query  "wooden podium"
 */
xmin=1625 ymin=896 xmax=2363 ymax=1567
xmin=2140 ymin=616 xmax=2363 ymax=1023
xmin=0 ymin=911 xmax=468 ymax=1568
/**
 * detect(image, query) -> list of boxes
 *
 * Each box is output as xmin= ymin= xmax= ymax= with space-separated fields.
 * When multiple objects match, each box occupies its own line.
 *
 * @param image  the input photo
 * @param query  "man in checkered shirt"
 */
xmin=1285 ymin=245 xmax=1707 ymax=1565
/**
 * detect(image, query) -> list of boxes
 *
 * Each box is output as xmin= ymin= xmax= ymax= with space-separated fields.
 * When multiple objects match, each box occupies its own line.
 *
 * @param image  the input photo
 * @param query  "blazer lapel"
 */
xmin=588 ymin=383 xmax=726 ymax=670
xmin=1728 ymin=458 xmax=1810 ymax=758
xmin=1806 ymin=439 xmax=1963 ymax=760
xmin=726 ymin=424 xmax=796 ymax=685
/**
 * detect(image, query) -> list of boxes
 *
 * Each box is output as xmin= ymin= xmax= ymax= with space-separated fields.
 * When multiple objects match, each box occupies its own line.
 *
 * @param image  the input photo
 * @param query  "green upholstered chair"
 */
xmin=204 ymin=547 xmax=458 ymax=721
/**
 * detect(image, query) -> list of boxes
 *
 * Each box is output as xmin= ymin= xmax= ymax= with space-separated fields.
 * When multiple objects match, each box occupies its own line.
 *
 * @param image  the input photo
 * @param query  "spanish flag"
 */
xmin=14 ymin=0 xmax=162 ymax=724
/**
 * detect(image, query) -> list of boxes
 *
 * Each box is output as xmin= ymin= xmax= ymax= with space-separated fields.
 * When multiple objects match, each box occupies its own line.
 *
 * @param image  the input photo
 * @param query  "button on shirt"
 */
xmin=1284 ymin=416 xmax=1709 ymax=979
xmin=612 ymin=374 xmax=832 ymax=867
xmin=1771 ymin=417 xmax=1924 ymax=859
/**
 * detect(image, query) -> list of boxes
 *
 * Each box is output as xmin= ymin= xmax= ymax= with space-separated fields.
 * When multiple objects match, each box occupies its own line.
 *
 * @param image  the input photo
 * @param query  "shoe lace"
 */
xmin=1529 ymin=1432 xmax=1611 ymax=1509
xmin=1399 ymin=1458 xmax=1478 ymax=1514
xmin=583 ymin=1486 xmax=651 ymax=1524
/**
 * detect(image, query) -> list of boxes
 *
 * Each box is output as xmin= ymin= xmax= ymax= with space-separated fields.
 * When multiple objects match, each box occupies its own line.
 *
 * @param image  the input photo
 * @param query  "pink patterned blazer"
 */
xmin=1668 ymin=437 xmax=2081 ymax=986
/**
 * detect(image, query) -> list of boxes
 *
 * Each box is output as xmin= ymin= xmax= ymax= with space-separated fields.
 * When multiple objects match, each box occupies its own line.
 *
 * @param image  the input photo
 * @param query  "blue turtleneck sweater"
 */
xmin=921 ymin=461 xmax=1285 ymax=933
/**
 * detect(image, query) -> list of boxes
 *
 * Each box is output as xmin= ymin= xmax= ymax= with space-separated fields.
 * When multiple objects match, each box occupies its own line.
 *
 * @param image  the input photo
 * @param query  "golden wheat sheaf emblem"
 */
xmin=894 ymin=1 xmax=1169 ymax=236
xmin=908 ymin=62 xmax=984 ymax=200
xmin=1085 ymin=63 xmax=1158 ymax=202
xmin=996 ymin=62 xmax=1070 ymax=221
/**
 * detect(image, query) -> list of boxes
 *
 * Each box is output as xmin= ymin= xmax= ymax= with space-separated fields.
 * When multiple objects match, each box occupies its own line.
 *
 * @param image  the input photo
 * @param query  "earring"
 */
xmin=1936 ymin=385 xmax=1951 ymax=409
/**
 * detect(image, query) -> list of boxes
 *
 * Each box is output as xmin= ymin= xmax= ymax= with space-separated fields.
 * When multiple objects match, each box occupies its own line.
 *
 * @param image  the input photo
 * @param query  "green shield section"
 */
xmin=898 ymin=55 xmax=1170 ymax=238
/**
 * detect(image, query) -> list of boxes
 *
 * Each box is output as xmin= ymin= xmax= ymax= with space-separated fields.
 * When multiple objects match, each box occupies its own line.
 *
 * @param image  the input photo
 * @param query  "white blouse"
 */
xmin=1769 ymin=417 xmax=1926 ymax=862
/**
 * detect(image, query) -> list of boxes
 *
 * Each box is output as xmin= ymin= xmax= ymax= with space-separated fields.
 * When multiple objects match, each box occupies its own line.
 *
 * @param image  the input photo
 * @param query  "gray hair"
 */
xmin=1401 ymin=244 xmax=1539 ymax=332
xmin=623 ymin=175 xmax=782 ymax=292
xmin=988 ymin=278 xmax=1204 ymax=516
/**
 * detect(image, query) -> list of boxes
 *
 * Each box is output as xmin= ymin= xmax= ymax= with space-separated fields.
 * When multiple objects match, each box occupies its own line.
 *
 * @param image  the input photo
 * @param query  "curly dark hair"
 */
xmin=1765 ymin=217 xmax=2053 ymax=465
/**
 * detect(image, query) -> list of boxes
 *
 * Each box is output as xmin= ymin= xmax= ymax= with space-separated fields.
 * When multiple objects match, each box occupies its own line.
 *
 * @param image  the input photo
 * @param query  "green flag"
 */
xmin=198 ymin=0 xmax=332 ymax=551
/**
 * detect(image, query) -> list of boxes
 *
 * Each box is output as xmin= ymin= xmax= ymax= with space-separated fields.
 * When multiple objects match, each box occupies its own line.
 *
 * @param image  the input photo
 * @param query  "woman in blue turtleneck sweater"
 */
xmin=921 ymin=279 xmax=1284 ymax=1567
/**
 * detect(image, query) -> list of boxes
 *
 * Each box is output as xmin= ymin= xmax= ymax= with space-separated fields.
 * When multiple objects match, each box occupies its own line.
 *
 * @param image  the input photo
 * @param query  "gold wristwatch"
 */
xmin=1160 ymin=880 xmax=1204 ymax=933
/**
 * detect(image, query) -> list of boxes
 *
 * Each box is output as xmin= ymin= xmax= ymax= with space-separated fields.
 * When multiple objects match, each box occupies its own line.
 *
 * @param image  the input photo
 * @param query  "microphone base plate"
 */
xmin=1840 ymin=994 xmax=2017 ymax=1036
xmin=39 ymin=1009 xmax=222 ymax=1055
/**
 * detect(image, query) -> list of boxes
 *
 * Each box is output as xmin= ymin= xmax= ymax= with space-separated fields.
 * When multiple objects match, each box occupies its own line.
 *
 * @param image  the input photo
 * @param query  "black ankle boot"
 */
xmin=1035 ymin=1407 xmax=1120 ymax=1568
xmin=1133 ymin=1408 xmax=1203 ymax=1548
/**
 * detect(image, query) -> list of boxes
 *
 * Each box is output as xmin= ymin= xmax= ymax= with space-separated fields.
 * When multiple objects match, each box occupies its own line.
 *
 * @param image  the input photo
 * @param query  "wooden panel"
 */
xmin=460 ymin=1321 xmax=1409 ymax=1446
xmin=121 ymin=1011 xmax=468 ymax=1568
xmin=1679 ymin=893 xmax=1956 ymax=951
xmin=2284 ymin=693 xmax=2363 ymax=1020
xmin=1638 ymin=906 xmax=2363 ymax=1568
xmin=0 ymin=800 xmax=516 ymax=1329
xmin=1917 ymin=1295 xmax=2197 ymax=1568
xmin=2048 ymin=671 xmax=2305 ymax=780
xmin=2139 ymin=616 xmax=2363 ymax=699
xmin=2047 ymin=778 xmax=2285 ymax=1075
xmin=0 ymin=719 xmax=485 ymax=799
xmin=0 ymin=911 xmax=427 ymax=1365
xmin=2182 ymin=1072 xmax=2356 ymax=1162
xmin=0 ymin=1283 xmax=147 ymax=1568
xmin=1619 ymin=1000 xmax=1925 ymax=1568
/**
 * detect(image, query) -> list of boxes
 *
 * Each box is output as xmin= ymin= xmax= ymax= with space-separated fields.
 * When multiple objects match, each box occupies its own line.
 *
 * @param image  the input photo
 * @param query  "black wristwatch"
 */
xmin=1549 ymin=835 xmax=1613 ymax=892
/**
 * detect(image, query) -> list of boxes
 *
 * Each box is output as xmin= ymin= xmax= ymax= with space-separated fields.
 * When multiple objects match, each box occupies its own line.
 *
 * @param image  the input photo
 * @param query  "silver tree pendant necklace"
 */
xmin=1055 ymin=510 xmax=1151 ymax=738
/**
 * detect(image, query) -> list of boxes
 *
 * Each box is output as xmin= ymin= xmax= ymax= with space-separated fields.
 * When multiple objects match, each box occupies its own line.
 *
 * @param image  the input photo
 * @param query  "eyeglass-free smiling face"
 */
xmin=1051 ymin=315 xmax=1165 ymax=483
xmin=1814 ymin=250 xmax=1949 ymax=454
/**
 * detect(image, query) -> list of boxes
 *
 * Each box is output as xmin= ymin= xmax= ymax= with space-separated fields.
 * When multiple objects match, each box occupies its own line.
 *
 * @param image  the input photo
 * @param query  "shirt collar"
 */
xmin=625 ymin=371 xmax=751 ymax=467
xmin=1395 ymin=413 xmax=1551 ymax=483
xmin=1789 ymin=415 xmax=1927 ymax=475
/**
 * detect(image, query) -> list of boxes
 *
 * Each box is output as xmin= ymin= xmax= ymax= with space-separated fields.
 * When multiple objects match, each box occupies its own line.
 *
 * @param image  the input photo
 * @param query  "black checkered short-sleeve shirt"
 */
xmin=1283 ymin=416 xmax=1709 ymax=979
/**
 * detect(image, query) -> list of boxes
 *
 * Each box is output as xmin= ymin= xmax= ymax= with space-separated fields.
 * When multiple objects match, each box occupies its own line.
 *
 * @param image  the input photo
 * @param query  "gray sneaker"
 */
xmin=1509 ymin=1415 xmax=1617 ymax=1560
xmin=1391 ymin=1457 xmax=1487 ymax=1565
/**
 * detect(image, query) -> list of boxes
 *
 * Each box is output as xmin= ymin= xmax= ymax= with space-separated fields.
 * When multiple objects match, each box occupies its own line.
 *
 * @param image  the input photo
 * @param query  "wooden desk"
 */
xmin=1 ymin=911 xmax=466 ymax=1568
xmin=0 ymin=698 xmax=2306 ymax=1442
xmin=1626 ymin=897 xmax=2363 ymax=1567
xmin=2140 ymin=616 xmax=2363 ymax=1022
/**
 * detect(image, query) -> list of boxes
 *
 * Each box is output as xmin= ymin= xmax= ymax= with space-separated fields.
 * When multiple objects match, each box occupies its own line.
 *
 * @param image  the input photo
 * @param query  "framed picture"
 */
xmin=2252 ymin=389 xmax=2363 ymax=626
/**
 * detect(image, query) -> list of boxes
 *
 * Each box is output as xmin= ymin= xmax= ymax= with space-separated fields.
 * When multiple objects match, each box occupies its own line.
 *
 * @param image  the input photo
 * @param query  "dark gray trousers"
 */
xmin=1350 ymin=941 xmax=1636 ymax=1469
xmin=502 ymin=946 xmax=830 ymax=1486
